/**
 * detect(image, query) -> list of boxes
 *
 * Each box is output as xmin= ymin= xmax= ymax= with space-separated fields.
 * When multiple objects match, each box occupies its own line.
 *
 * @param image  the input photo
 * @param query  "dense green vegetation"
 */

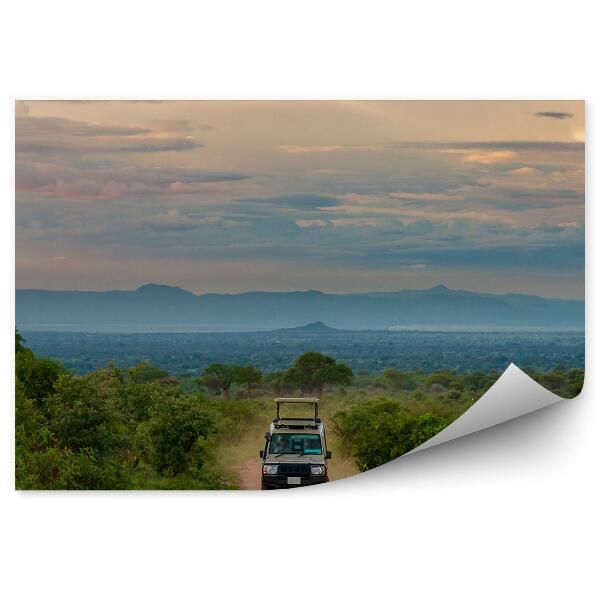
xmin=21 ymin=329 xmax=584 ymax=376
xmin=15 ymin=332 xmax=583 ymax=490
xmin=332 ymin=406 xmax=450 ymax=472
xmin=16 ymin=335 xmax=231 ymax=489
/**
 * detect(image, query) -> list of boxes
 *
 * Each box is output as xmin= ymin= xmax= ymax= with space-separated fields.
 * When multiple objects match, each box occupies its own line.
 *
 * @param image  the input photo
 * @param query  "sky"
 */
xmin=15 ymin=100 xmax=584 ymax=299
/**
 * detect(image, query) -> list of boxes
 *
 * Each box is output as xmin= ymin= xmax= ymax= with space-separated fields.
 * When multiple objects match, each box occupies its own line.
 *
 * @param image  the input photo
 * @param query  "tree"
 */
xmin=16 ymin=332 xmax=64 ymax=401
xmin=126 ymin=361 xmax=169 ymax=384
xmin=200 ymin=363 xmax=237 ymax=400
xmin=233 ymin=365 xmax=262 ymax=396
xmin=46 ymin=369 xmax=125 ymax=456
xmin=263 ymin=370 xmax=290 ymax=396
xmin=14 ymin=341 xmax=232 ymax=490
xmin=16 ymin=366 xmax=130 ymax=490
xmin=462 ymin=371 xmax=489 ymax=392
xmin=136 ymin=394 xmax=216 ymax=476
xmin=285 ymin=352 xmax=352 ymax=398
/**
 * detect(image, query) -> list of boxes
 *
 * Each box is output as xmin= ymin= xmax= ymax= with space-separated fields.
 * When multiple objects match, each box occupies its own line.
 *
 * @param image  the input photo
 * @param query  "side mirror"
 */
xmin=264 ymin=432 xmax=271 ymax=440
xmin=326 ymin=450 xmax=332 ymax=459
xmin=259 ymin=450 xmax=264 ymax=459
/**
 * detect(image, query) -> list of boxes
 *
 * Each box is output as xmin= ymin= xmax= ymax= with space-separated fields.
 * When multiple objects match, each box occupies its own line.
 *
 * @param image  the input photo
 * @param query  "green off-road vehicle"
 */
xmin=259 ymin=398 xmax=331 ymax=490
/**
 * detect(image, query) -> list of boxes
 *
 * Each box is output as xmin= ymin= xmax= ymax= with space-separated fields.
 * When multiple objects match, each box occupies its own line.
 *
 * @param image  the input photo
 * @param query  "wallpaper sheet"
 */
xmin=14 ymin=100 xmax=584 ymax=490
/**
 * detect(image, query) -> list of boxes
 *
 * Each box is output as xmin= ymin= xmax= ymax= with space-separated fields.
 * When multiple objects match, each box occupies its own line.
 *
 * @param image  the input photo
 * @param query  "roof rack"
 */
xmin=275 ymin=397 xmax=320 ymax=403
xmin=272 ymin=420 xmax=320 ymax=430
xmin=274 ymin=397 xmax=319 ymax=422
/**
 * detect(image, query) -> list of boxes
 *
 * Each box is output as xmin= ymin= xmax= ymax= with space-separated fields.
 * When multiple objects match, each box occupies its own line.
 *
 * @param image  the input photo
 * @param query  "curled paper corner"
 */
xmin=408 ymin=363 xmax=567 ymax=455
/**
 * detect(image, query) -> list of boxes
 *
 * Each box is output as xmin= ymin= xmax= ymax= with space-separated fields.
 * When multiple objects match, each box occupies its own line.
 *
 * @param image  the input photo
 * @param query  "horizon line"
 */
xmin=15 ymin=281 xmax=584 ymax=302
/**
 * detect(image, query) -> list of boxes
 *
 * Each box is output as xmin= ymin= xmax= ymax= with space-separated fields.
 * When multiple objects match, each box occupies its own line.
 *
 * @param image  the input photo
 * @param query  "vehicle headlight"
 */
xmin=262 ymin=464 xmax=278 ymax=475
xmin=311 ymin=465 xmax=327 ymax=476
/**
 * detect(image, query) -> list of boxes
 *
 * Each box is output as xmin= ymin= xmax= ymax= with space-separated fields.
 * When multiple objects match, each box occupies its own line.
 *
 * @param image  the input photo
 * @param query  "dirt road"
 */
xmin=232 ymin=457 xmax=262 ymax=490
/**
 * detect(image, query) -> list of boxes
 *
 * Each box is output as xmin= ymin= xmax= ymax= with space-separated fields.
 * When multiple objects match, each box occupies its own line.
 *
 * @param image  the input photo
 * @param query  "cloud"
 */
xmin=393 ymin=140 xmax=584 ymax=152
xmin=330 ymin=218 xmax=380 ymax=227
xmin=558 ymin=221 xmax=578 ymax=228
xmin=194 ymin=216 xmax=250 ymax=228
xmin=295 ymin=219 xmax=328 ymax=228
xmin=17 ymin=138 xmax=203 ymax=154
xmin=390 ymin=191 xmax=464 ymax=201
xmin=16 ymin=162 xmax=248 ymax=199
xmin=275 ymin=145 xmax=378 ymax=153
xmin=15 ymin=114 xmax=205 ymax=155
xmin=16 ymin=116 xmax=151 ymax=137
xmin=142 ymin=210 xmax=197 ymax=231
xmin=148 ymin=119 xmax=213 ymax=133
xmin=462 ymin=150 xmax=517 ymax=164
xmin=249 ymin=194 xmax=340 ymax=209
xmin=166 ymin=174 xmax=248 ymax=194
xmin=535 ymin=112 xmax=574 ymax=120
xmin=507 ymin=167 xmax=542 ymax=176
xmin=276 ymin=145 xmax=345 ymax=153
xmin=141 ymin=210 xmax=250 ymax=232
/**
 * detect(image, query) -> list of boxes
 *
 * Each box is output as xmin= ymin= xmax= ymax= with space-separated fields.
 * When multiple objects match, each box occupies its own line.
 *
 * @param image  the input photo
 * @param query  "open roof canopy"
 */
xmin=275 ymin=397 xmax=319 ymax=404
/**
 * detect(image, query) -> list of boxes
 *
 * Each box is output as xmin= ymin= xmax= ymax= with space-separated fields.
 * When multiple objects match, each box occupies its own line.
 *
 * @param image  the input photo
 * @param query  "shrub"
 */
xmin=426 ymin=370 xmax=462 ymax=391
xmin=16 ymin=349 xmax=64 ymax=402
xmin=331 ymin=400 xmax=449 ymax=472
xmin=16 ymin=447 xmax=127 ymax=490
xmin=446 ymin=389 xmax=462 ymax=401
xmin=137 ymin=395 xmax=217 ymax=476
xmin=45 ymin=370 xmax=125 ymax=456
xmin=428 ymin=383 xmax=447 ymax=395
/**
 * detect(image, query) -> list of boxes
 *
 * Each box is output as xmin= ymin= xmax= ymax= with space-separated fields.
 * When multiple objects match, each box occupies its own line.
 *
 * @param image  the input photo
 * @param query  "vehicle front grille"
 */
xmin=278 ymin=463 xmax=311 ymax=477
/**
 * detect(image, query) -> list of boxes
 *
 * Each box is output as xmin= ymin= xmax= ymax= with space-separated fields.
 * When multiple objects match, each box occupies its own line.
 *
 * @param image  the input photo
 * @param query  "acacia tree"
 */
xmin=126 ymin=361 xmax=169 ymax=384
xmin=284 ymin=351 xmax=352 ymax=398
xmin=233 ymin=365 xmax=262 ymax=396
xmin=200 ymin=364 xmax=237 ymax=400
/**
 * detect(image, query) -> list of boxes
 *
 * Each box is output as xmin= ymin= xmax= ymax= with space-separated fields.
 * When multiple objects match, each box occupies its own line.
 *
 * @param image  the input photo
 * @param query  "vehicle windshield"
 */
xmin=268 ymin=433 xmax=322 ymax=455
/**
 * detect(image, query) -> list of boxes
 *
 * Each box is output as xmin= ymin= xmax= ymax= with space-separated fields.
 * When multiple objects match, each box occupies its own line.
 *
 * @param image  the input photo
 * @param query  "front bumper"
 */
xmin=261 ymin=475 xmax=329 ymax=490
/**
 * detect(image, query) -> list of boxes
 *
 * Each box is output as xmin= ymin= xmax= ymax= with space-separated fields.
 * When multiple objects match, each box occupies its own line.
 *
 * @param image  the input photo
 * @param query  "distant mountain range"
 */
xmin=16 ymin=283 xmax=584 ymax=332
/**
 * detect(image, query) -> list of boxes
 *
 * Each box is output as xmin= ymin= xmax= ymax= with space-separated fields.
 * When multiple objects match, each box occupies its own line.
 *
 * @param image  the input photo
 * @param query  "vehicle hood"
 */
xmin=265 ymin=454 xmax=324 ymax=463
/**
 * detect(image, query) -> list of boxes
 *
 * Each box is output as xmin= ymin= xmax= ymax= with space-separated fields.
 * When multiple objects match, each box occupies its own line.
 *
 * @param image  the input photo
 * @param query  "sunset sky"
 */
xmin=15 ymin=100 xmax=584 ymax=298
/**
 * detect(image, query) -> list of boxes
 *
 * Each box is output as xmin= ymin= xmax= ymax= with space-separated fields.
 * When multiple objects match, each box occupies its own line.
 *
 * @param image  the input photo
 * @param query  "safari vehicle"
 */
xmin=259 ymin=398 xmax=331 ymax=490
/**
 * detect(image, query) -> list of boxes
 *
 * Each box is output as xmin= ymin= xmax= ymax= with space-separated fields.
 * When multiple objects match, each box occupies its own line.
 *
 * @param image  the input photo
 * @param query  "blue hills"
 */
xmin=16 ymin=283 xmax=584 ymax=333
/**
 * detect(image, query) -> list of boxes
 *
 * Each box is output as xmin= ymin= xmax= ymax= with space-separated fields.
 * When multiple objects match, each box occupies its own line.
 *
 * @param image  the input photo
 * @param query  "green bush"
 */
xmin=16 ymin=447 xmax=127 ymax=490
xmin=45 ymin=370 xmax=125 ymax=455
xmin=426 ymin=370 xmax=462 ymax=391
xmin=332 ymin=400 xmax=449 ymax=471
xmin=16 ymin=348 xmax=64 ymax=402
xmin=446 ymin=389 xmax=462 ymax=401
xmin=15 ymin=334 xmax=231 ymax=489
xmin=136 ymin=395 xmax=217 ymax=476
